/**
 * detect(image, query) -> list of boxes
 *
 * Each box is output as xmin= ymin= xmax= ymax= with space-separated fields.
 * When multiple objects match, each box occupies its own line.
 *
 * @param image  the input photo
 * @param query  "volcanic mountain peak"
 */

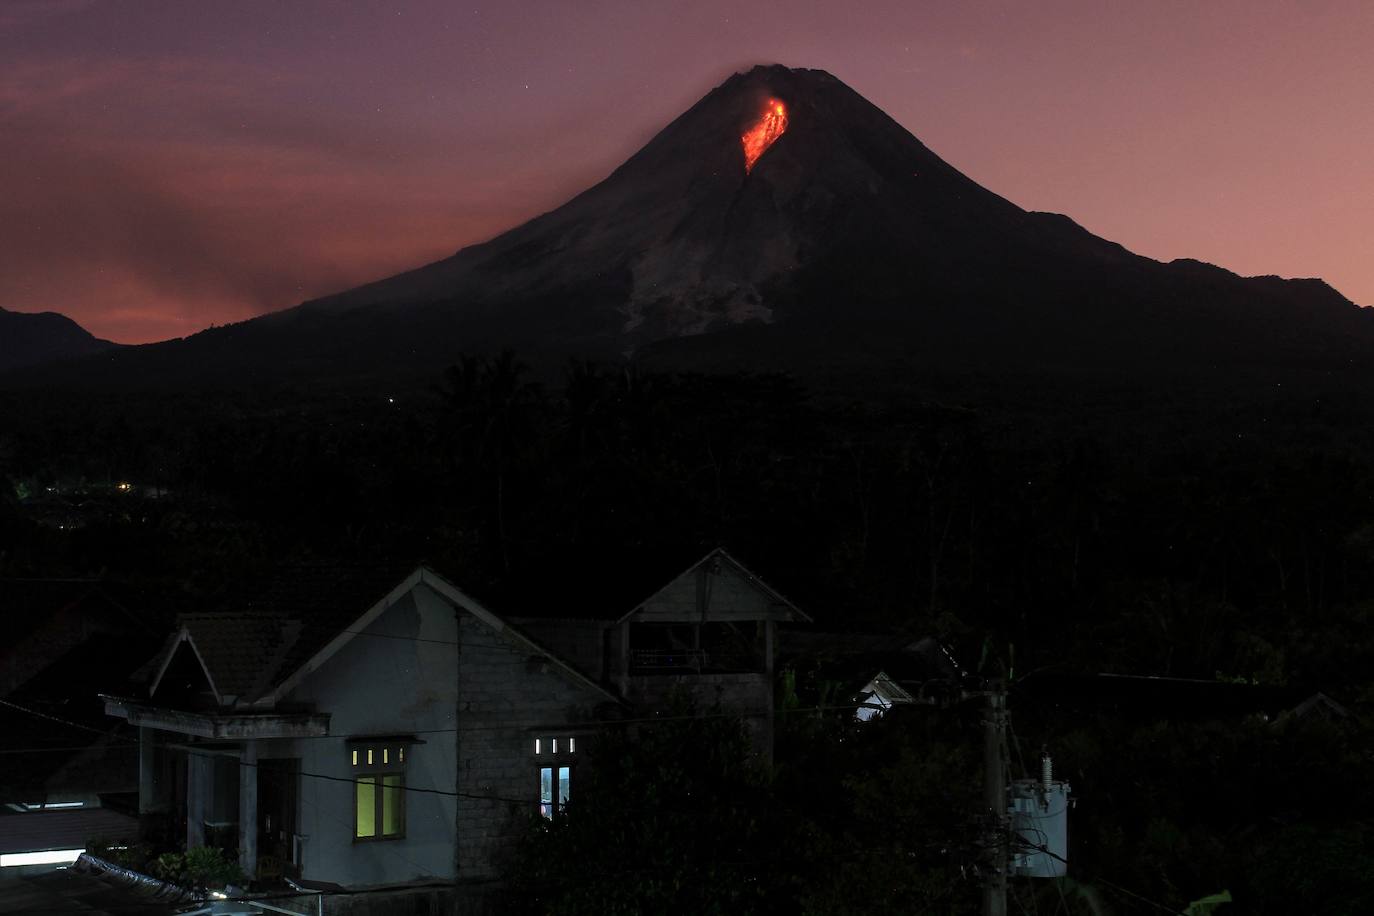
xmin=15 ymin=64 xmax=1368 ymax=388
xmin=302 ymin=63 xmax=1044 ymax=346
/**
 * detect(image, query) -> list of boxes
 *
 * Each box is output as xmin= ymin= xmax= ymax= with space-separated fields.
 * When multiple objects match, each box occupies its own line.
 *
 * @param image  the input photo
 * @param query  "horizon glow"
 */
xmin=2 ymin=1 xmax=1371 ymax=344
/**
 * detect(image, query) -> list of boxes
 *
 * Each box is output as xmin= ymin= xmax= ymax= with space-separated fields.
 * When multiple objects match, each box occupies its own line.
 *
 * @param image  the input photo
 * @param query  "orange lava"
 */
xmin=741 ymin=98 xmax=788 ymax=173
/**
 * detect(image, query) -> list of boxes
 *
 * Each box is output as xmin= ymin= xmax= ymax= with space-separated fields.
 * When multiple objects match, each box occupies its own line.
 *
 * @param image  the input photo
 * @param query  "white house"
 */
xmin=102 ymin=550 xmax=809 ymax=894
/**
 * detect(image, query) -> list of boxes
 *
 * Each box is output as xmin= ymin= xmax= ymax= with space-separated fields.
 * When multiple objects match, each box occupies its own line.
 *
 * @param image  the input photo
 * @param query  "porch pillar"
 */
xmin=764 ymin=620 xmax=775 ymax=676
xmin=763 ymin=620 xmax=776 ymax=766
xmin=138 ymin=727 xmax=160 ymax=814
xmin=186 ymin=751 xmax=208 ymax=849
xmin=239 ymin=740 xmax=258 ymax=878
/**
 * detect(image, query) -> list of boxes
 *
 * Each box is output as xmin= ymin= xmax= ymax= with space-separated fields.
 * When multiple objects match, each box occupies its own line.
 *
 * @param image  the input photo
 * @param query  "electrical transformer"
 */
xmin=1008 ymin=755 xmax=1071 ymax=878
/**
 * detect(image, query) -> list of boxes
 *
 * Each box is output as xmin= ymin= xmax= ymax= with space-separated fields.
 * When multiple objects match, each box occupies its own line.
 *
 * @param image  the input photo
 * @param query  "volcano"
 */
xmin=13 ymin=64 xmax=1372 ymax=386
xmin=302 ymin=62 xmax=1166 ymax=352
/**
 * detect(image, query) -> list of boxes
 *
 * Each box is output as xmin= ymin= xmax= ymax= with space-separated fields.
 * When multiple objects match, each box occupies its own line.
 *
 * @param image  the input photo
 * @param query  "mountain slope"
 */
xmin=8 ymin=64 xmax=1370 ymax=387
xmin=0 ymin=307 xmax=119 ymax=372
xmin=294 ymin=64 xmax=1368 ymax=370
xmin=302 ymin=65 xmax=1153 ymax=346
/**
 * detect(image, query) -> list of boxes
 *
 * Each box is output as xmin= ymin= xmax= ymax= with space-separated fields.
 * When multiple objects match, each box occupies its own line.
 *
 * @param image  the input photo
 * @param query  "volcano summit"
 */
xmin=20 ymin=64 xmax=1371 ymax=385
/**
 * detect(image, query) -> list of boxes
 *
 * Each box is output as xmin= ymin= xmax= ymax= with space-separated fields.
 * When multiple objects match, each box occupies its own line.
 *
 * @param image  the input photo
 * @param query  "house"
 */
xmin=586 ymin=547 xmax=806 ymax=750
xmin=0 ymin=579 xmax=163 ymax=871
xmin=776 ymin=630 xmax=967 ymax=721
xmin=100 ymin=549 xmax=807 ymax=895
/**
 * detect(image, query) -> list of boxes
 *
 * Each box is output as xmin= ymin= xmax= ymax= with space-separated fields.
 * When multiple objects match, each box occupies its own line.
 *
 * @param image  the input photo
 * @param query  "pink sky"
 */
xmin=2 ymin=0 xmax=1371 ymax=344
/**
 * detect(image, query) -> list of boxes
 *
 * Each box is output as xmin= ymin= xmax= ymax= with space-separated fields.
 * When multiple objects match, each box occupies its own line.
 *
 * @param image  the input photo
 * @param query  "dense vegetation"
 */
xmin=4 ymin=355 xmax=1374 ymax=912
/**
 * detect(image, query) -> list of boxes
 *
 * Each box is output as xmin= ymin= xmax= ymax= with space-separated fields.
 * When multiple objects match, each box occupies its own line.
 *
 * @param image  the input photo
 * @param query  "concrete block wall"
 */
xmin=455 ymin=613 xmax=603 ymax=880
xmin=507 ymin=617 xmax=608 ymax=682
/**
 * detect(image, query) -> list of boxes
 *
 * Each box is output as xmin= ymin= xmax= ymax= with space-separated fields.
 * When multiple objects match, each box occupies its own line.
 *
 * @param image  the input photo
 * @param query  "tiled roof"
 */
xmin=176 ymin=564 xmax=412 ymax=703
xmin=177 ymin=613 xmax=302 ymax=701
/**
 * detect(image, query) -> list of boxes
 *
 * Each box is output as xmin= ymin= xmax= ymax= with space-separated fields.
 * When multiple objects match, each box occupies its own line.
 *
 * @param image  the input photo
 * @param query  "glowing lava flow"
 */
xmin=741 ymin=98 xmax=788 ymax=173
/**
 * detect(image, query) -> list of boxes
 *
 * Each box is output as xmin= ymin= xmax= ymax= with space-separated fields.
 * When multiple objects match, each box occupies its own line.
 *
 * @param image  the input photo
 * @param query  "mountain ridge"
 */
xmin=4 ymin=63 xmax=1369 ymax=388
xmin=0 ymin=306 xmax=120 ymax=372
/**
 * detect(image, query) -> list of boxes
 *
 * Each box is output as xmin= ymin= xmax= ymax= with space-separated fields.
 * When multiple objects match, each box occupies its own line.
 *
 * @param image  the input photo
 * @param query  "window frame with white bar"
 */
xmin=532 ymin=734 xmax=580 ymax=819
xmin=347 ymin=737 xmax=413 ymax=842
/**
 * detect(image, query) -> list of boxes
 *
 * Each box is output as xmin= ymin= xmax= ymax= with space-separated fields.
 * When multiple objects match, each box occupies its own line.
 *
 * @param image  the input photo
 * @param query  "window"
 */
xmin=534 ymin=735 xmax=577 ymax=818
xmin=540 ymin=766 xmax=570 ymax=818
xmin=350 ymin=742 xmax=407 ymax=840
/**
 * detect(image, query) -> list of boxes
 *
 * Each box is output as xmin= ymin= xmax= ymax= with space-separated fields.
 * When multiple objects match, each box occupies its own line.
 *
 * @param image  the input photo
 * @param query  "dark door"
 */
xmin=256 ymin=758 xmax=300 ymax=880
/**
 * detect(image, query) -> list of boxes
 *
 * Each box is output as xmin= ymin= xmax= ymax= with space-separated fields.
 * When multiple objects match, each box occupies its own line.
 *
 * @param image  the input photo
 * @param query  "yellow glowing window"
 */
xmin=382 ymin=775 xmax=403 ymax=835
xmin=352 ymin=742 xmax=408 ymax=841
xmin=356 ymin=777 xmax=376 ymax=838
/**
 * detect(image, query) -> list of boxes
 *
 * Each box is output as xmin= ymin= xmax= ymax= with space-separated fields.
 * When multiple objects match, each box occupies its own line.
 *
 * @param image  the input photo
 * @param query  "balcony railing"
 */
xmin=629 ymin=649 xmax=759 ymax=674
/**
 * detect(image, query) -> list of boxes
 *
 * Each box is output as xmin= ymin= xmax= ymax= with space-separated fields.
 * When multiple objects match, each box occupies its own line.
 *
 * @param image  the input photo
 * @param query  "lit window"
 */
xmin=352 ymin=744 xmax=406 ymax=841
xmin=539 ymin=766 xmax=571 ymax=819
xmin=534 ymin=736 xmax=579 ymax=818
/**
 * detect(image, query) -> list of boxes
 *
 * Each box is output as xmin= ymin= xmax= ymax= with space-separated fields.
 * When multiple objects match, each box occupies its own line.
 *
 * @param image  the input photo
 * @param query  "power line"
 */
xmin=4 ymin=689 xmax=906 ymax=747
xmin=0 ymin=744 xmax=138 ymax=755
xmin=5 ymin=870 xmax=458 ymax=916
xmin=0 ymin=696 xmax=117 ymax=737
xmin=1017 ymin=841 xmax=1182 ymax=915
xmin=0 ymin=694 xmax=898 ymax=807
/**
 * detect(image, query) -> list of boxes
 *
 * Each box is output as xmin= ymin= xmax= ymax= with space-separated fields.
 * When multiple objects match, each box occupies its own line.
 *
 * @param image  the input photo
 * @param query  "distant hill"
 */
xmin=6 ymin=64 xmax=1370 ymax=389
xmin=0 ymin=307 xmax=119 ymax=372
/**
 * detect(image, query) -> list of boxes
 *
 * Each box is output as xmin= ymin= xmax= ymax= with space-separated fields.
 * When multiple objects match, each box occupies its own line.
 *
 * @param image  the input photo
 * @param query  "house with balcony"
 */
xmin=611 ymin=548 xmax=808 ymax=750
xmin=100 ymin=549 xmax=808 ymax=898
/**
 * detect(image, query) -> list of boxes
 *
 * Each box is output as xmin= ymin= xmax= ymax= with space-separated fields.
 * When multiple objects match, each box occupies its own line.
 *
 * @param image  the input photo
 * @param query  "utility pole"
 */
xmin=982 ymin=682 xmax=1008 ymax=916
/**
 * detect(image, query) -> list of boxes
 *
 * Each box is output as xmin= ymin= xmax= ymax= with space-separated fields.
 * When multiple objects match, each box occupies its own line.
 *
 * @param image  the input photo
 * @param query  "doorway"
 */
xmin=256 ymin=758 xmax=300 ymax=880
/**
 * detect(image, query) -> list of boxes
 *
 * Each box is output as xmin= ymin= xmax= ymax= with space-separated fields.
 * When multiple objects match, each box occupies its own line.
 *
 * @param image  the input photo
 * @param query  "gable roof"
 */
xmin=147 ymin=564 xmax=409 ymax=706
xmin=147 ymin=564 xmax=620 ymax=708
xmin=617 ymin=547 xmax=811 ymax=624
